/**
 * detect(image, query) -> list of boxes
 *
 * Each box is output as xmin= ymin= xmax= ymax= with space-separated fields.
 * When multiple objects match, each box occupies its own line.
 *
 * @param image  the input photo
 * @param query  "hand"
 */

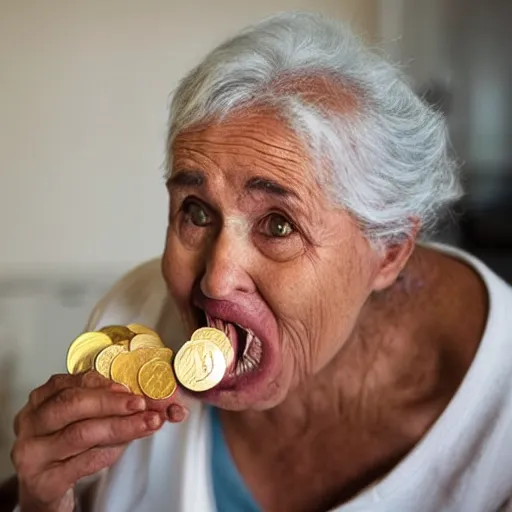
xmin=10 ymin=371 xmax=189 ymax=512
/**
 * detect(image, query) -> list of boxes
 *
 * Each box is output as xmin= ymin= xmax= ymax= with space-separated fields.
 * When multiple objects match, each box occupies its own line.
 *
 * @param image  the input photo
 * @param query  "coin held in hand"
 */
xmin=66 ymin=324 xmax=175 ymax=399
xmin=138 ymin=359 xmax=177 ymax=400
xmin=65 ymin=322 xmax=233 ymax=398
xmin=66 ymin=331 xmax=113 ymax=375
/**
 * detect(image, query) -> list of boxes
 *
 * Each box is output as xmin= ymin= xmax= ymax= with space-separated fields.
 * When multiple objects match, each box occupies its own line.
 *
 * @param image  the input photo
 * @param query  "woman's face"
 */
xmin=162 ymin=109 xmax=385 ymax=410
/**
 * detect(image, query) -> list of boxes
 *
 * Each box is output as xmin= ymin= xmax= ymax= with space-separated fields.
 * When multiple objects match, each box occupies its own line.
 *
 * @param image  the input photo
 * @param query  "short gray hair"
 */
xmin=166 ymin=12 xmax=462 ymax=245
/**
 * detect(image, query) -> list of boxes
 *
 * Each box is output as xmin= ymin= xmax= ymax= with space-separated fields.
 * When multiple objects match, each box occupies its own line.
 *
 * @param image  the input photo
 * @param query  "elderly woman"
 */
xmin=9 ymin=12 xmax=512 ymax=512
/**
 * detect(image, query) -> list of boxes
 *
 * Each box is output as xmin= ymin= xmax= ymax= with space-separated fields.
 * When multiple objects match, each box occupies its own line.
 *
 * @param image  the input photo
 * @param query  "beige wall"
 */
xmin=0 ymin=0 xmax=377 ymax=272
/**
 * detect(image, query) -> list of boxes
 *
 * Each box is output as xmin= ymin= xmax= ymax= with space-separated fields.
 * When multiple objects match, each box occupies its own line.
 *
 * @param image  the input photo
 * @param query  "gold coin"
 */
xmin=100 ymin=325 xmax=135 ymax=344
xmin=191 ymin=327 xmax=234 ymax=366
xmin=118 ymin=340 xmax=130 ymax=350
xmin=110 ymin=348 xmax=174 ymax=394
xmin=129 ymin=333 xmax=164 ymax=351
xmin=127 ymin=323 xmax=159 ymax=337
xmin=138 ymin=359 xmax=177 ymax=400
xmin=174 ymin=340 xmax=226 ymax=392
xmin=136 ymin=347 xmax=173 ymax=363
xmin=94 ymin=345 xmax=127 ymax=379
xmin=66 ymin=332 xmax=113 ymax=374
xmin=110 ymin=352 xmax=143 ymax=394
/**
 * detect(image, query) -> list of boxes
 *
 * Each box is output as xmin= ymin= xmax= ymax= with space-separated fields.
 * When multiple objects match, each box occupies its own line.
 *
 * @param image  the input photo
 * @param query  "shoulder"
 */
xmin=429 ymin=243 xmax=512 ymax=354
xmin=85 ymin=258 xmax=168 ymax=331
xmin=428 ymin=243 xmax=512 ymax=305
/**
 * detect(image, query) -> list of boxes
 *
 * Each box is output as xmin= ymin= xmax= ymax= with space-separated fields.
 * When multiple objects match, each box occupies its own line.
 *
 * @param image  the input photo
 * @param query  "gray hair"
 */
xmin=166 ymin=12 xmax=462 ymax=245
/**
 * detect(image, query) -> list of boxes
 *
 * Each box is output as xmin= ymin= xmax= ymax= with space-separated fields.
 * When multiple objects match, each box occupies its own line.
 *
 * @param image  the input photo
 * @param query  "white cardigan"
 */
xmin=17 ymin=245 xmax=512 ymax=511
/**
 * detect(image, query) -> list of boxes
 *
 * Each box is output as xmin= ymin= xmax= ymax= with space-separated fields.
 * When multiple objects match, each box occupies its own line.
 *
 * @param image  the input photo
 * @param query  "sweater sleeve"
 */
xmin=84 ymin=257 xmax=167 ymax=332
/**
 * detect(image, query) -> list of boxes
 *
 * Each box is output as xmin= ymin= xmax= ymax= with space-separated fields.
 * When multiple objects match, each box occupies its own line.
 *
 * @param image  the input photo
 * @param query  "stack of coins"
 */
xmin=66 ymin=324 xmax=233 ymax=397
xmin=66 ymin=324 xmax=176 ymax=400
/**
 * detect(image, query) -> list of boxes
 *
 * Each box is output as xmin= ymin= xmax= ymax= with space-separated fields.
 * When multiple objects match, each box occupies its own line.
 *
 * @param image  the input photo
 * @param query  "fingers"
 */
xmin=12 ymin=371 xmax=168 ymax=511
xmin=167 ymin=403 xmax=189 ymax=423
xmin=49 ymin=411 xmax=163 ymax=461
xmin=13 ymin=403 xmax=31 ymax=438
xmin=14 ymin=372 xmax=129 ymax=438
xmin=14 ymin=372 xmax=190 ymax=442
xmin=31 ymin=388 xmax=147 ymax=436
xmin=28 ymin=371 xmax=121 ymax=410
xmin=11 ymin=411 xmax=163 ymax=478
xmin=166 ymin=387 xmax=192 ymax=422
xmin=143 ymin=387 xmax=190 ymax=423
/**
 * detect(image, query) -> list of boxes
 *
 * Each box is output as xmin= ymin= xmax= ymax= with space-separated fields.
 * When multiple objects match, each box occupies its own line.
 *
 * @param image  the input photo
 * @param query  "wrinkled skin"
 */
xmin=163 ymin=108 xmax=413 ymax=411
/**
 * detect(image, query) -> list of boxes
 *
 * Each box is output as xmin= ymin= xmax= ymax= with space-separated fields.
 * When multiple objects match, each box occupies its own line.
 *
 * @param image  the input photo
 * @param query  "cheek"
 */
xmin=163 ymin=226 xmax=198 ymax=305
xmin=256 ymin=256 xmax=333 ymax=380
xmin=281 ymin=276 xmax=337 ymax=376
xmin=267 ymin=240 xmax=376 ymax=376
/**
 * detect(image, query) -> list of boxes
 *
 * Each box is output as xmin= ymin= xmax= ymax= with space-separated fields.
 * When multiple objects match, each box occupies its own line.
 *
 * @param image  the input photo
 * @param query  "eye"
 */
xmin=183 ymin=200 xmax=211 ymax=227
xmin=262 ymin=213 xmax=294 ymax=238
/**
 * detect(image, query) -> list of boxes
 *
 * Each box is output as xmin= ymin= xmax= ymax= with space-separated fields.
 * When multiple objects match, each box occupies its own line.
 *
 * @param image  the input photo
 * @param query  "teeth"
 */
xmin=204 ymin=313 xmax=263 ymax=378
xmin=235 ymin=358 xmax=258 ymax=376
xmin=234 ymin=335 xmax=262 ymax=376
xmin=242 ymin=328 xmax=254 ymax=358
xmin=249 ymin=336 xmax=262 ymax=359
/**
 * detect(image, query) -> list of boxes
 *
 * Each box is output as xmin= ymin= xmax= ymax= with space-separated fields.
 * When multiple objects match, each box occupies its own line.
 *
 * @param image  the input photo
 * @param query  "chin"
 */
xmin=180 ymin=293 xmax=288 ymax=410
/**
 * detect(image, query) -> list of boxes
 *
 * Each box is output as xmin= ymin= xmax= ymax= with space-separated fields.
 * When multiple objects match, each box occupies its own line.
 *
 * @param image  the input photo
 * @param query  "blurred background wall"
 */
xmin=380 ymin=0 xmax=512 ymax=281
xmin=0 ymin=0 xmax=377 ymax=480
xmin=0 ymin=0 xmax=376 ymax=271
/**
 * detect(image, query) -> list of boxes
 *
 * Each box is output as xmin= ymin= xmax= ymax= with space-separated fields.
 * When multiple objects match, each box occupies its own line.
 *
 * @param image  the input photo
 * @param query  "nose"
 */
xmin=200 ymin=229 xmax=255 ymax=300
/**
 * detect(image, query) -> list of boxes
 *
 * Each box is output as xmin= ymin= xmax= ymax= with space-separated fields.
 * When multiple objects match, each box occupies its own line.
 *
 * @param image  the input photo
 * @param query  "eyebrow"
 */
xmin=168 ymin=171 xmax=300 ymax=201
xmin=245 ymin=176 xmax=299 ymax=200
xmin=167 ymin=170 xmax=205 ymax=189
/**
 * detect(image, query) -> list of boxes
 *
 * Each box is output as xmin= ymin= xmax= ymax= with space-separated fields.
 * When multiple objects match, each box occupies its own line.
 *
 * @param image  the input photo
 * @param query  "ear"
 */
xmin=371 ymin=221 xmax=419 ymax=292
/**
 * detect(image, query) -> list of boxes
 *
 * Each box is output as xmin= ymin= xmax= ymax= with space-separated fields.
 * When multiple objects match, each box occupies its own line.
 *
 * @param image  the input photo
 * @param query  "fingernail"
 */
xmin=167 ymin=404 xmax=188 ymax=423
xmin=128 ymin=396 xmax=146 ymax=411
xmin=145 ymin=412 xmax=161 ymax=430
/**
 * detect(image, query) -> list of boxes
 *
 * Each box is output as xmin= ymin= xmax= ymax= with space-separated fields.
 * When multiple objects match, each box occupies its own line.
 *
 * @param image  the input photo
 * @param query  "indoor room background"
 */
xmin=1 ymin=0 xmax=510 ymax=480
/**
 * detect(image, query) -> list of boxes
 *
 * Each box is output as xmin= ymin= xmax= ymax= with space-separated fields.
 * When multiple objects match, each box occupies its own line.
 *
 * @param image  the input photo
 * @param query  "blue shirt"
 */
xmin=210 ymin=407 xmax=261 ymax=512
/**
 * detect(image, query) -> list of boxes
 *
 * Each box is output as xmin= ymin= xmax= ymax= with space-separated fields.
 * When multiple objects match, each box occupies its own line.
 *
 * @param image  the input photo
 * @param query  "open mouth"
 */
xmin=194 ymin=307 xmax=264 ymax=380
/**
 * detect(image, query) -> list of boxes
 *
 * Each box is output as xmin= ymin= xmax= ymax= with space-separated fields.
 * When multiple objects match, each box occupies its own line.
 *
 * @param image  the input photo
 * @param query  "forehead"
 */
xmin=171 ymin=109 xmax=317 ymax=192
xmin=173 ymin=108 xmax=303 ymax=153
